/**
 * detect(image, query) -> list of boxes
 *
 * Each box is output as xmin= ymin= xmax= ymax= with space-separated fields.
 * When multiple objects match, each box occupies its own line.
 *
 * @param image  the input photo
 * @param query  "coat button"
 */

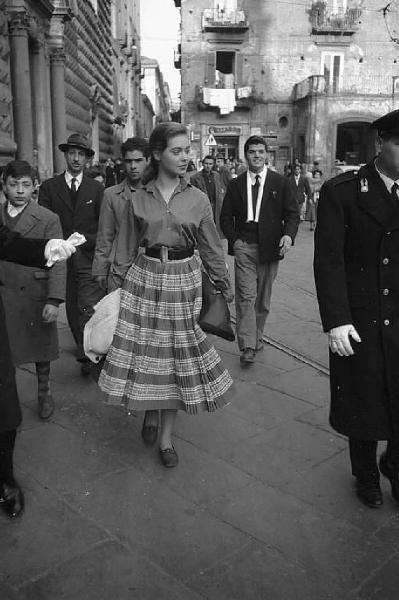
xmin=383 ymin=258 xmax=389 ymax=265
xmin=384 ymin=319 xmax=390 ymax=326
xmin=386 ymin=231 xmax=392 ymax=235
xmin=383 ymin=288 xmax=390 ymax=295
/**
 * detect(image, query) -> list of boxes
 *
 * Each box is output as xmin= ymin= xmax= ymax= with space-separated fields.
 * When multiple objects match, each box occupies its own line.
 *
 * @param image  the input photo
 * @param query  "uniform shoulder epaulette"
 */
xmin=330 ymin=170 xmax=359 ymax=186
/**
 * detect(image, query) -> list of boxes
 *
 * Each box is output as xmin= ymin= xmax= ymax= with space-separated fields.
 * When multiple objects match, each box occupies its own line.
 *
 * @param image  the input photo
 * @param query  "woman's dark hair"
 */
xmin=142 ymin=122 xmax=189 ymax=184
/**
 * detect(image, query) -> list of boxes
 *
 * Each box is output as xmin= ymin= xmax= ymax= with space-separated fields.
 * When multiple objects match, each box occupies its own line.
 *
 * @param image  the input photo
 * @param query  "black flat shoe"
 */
xmin=38 ymin=393 xmax=55 ymax=420
xmin=355 ymin=478 xmax=383 ymax=508
xmin=379 ymin=453 xmax=399 ymax=503
xmin=0 ymin=482 xmax=25 ymax=518
xmin=141 ymin=423 xmax=158 ymax=446
xmin=159 ymin=446 xmax=179 ymax=468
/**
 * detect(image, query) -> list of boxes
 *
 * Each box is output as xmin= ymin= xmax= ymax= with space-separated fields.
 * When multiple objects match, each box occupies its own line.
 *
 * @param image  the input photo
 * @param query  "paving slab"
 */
xmin=187 ymin=539 xmax=344 ymax=600
xmin=206 ymin=481 xmax=394 ymax=595
xmin=19 ymin=541 xmax=206 ymax=600
xmin=64 ymin=468 xmax=251 ymax=582
xmin=0 ymin=475 xmax=107 ymax=590
xmin=356 ymin=554 xmax=399 ymax=600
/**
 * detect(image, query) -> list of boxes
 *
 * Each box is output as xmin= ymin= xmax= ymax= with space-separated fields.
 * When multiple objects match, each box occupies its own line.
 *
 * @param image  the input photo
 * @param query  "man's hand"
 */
xmin=328 ymin=324 xmax=361 ymax=357
xmin=279 ymin=235 xmax=292 ymax=257
xmin=42 ymin=304 xmax=59 ymax=323
xmin=96 ymin=276 xmax=107 ymax=291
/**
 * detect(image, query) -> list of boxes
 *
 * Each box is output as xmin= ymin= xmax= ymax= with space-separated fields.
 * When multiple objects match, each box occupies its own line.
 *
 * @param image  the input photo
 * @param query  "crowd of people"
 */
xmin=3 ymin=108 xmax=399 ymax=520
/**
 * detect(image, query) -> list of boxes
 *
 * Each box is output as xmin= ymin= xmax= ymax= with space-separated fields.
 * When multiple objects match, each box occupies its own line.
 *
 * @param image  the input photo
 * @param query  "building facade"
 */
xmin=141 ymin=56 xmax=172 ymax=126
xmin=175 ymin=0 xmax=399 ymax=175
xmin=0 ymin=0 xmax=143 ymax=179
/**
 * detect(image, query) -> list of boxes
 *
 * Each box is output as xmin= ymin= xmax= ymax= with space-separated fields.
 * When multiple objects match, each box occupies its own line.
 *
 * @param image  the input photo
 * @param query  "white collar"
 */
xmin=7 ymin=201 xmax=29 ymax=218
xmin=374 ymin=161 xmax=399 ymax=192
xmin=248 ymin=166 xmax=267 ymax=184
xmin=65 ymin=170 xmax=83 ymax=188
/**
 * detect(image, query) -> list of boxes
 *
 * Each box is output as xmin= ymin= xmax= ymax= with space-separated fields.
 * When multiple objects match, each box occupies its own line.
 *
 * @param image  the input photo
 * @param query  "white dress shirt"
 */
xmin=246 ymin=165 xmax=267 ymax=223
xmin=65 ymin=170 xmax=83 ymax=190
xmin=374 ymin=161 xmax=399 ymax=198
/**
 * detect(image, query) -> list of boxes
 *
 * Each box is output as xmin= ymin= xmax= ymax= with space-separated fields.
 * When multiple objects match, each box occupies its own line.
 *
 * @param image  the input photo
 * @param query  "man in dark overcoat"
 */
xmin=39 ymin=133 xmax=104 ymax=375
xmin=0 ymin=226 xmax=75 ymax=517
xmin=220 ymin=135 xmax=299 ymax=365
xmin=190 ymin=155 xmax=226 ymax=238
xmin=314 ymin=109 xmax=399 ymax=508
xmin=288 ymin=163 xmax=311 ymax=221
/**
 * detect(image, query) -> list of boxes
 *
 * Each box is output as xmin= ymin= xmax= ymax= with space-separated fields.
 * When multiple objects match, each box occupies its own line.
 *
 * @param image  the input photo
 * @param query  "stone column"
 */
xmin=8 ymin=11 xmax=33 ymax=162
xmin=50 ymin=47 xmax=67 ymax=174
xmin=31 ymin=38 xmax=51 ymax=179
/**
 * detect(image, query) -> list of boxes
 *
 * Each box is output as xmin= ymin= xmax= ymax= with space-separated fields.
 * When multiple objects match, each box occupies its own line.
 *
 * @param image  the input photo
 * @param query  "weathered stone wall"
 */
xmin=180 ymin=0 xmax=399 ymax=173
xmin=64 ymin=0 xmax=114 ymax=160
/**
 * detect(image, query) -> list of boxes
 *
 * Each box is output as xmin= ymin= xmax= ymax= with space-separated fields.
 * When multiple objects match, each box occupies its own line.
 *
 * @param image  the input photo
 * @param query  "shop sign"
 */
xmin=208 ymin=125 xmax=242 ymax=135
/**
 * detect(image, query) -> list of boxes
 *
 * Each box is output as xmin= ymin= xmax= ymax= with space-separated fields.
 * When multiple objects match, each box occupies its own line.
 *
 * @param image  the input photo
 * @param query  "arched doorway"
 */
xmin=336 ymin=121 xmax=376 ymax=166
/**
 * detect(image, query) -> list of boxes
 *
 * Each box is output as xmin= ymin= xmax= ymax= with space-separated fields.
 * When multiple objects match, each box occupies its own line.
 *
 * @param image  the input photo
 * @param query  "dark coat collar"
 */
xmin=356 ymin=161 xmax=399 ymax=229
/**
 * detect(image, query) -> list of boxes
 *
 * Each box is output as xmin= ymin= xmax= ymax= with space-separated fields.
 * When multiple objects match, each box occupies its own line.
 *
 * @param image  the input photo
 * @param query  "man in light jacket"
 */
xmin=92 ymin=137 xmax=150 ymax=292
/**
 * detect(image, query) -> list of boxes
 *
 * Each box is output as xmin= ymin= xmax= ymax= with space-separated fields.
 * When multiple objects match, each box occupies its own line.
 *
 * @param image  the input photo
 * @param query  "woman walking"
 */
xmin=98 ymin=123 xmax=235 ymax=467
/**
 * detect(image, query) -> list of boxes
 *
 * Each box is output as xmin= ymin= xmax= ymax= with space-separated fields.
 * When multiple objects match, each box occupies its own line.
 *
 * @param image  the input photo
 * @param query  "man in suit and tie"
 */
xmin=39 ymin=133 xmax=104 ymax=375
xmin=220 ymin=135 xmax=299 ymax=365
xmin=289 ymin=163 xmax=312 ymax=221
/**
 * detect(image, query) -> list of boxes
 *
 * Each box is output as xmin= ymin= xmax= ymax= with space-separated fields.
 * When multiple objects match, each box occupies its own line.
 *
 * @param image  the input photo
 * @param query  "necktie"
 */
xmin=70 ymin=177 xmax=78 ymax=208
xmin=251 ymin=174 xmax=260 ymax=221
xmin=391 ymin=182 xmax=398 ymax=202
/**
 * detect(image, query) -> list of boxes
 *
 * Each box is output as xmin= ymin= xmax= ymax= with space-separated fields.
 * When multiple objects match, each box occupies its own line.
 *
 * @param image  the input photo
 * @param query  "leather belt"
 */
xmin=145 ymin=246 xmax=194 ymax=262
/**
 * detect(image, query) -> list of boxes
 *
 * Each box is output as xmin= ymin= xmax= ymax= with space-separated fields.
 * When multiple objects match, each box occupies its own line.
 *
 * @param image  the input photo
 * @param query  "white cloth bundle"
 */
xmin=83 ymin=288 xmax=121 ymax=363
xmin=45 ymin=232 xmax=86 ymax=267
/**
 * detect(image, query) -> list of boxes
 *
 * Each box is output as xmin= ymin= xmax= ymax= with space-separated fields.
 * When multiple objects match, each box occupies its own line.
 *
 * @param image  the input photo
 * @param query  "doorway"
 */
xmin=336 ymin=122 xmax=375 ymax=165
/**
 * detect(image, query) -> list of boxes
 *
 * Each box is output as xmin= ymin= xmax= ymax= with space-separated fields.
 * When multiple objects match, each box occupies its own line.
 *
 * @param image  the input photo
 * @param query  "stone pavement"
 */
xmin=2 ymin=224 xmax=399 ymax=599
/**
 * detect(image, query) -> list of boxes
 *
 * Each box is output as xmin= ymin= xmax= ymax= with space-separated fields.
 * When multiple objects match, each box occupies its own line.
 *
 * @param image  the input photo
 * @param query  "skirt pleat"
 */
xmin=98 ymin=253 xmax=234 ymax=413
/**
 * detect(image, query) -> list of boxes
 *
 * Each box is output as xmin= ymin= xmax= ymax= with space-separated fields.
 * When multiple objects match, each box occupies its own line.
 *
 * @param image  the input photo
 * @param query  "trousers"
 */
xmin=349 ymin=438 xmax=399 ymax=479
xmin=66 ymin=255 xmax=104 ymax=361
xmin=234 ymin=240 xmax=279 ymax=351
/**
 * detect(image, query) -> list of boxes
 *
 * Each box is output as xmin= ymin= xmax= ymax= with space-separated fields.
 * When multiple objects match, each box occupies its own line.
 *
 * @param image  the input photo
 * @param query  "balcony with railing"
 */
xmin=202 ymin=8 xmax=249 ymax=32
xmin=310 ymin=3 xmax=362 ymax=35
xmin=293 ymin=74 xmax=398 ymax=101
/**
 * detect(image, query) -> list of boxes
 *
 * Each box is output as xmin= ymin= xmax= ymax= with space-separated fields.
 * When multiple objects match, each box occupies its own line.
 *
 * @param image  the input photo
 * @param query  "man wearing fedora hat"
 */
xmin=315 ymin=109 xmax=399 ymax=508
xmin=39 ymin=133 xmax=104 ymax=375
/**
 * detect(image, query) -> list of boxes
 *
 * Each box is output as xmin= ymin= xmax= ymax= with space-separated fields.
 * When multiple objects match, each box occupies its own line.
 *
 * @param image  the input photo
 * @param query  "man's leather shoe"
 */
xmin=80 ymin=361 xmax=92 ymax=377
xmin=355 ymin=478 xmax=383 ymax=508
xmin=38 ymin=393 xmax=55 ymax=420
xmin=0 ymin=482 xmax=25 ymax=518
xmin=240 ymin=348 xmax=255 ymax=365
xmin=379 ymin=452 xmax=399 ymax=503
xmin=159 ymin=446 xmax=179 ymax=468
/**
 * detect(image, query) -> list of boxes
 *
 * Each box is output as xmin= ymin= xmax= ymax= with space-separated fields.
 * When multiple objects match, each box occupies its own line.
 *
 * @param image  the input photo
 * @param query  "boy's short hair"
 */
xmin=4 ymin=160 xmax=35 ymax=181
xmin=121 ymin=137 xmax=150 ymax=159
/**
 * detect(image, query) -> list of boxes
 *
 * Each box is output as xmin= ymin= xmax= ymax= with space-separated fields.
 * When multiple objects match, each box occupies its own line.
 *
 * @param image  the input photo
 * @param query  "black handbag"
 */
xmin=199 ymin=270 xmax=235 ymax=341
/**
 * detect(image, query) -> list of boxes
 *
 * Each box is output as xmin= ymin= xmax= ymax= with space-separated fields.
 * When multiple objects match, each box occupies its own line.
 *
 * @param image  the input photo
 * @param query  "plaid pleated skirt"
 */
xmin=98 ymin=253 xmax=235 ymax=413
